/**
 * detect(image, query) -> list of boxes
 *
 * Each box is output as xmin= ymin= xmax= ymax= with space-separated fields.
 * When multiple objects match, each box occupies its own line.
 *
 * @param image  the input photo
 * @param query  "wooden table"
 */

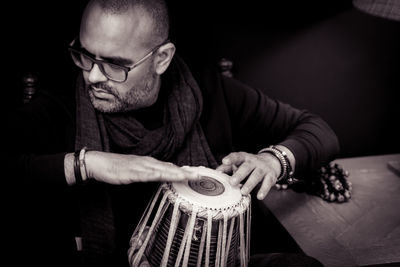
xmin=264 ymin=154 xmax=400 ymax=267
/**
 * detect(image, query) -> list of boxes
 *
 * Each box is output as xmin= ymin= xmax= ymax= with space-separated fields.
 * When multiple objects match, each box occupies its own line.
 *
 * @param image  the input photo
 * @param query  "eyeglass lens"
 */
xmin=70 ymin=49 xmax=127 ymax=82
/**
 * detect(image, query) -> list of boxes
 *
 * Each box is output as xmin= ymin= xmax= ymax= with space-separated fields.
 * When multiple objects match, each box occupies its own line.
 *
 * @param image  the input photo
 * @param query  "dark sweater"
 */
xmin=4 ymin=63 xmax=339 ymax=266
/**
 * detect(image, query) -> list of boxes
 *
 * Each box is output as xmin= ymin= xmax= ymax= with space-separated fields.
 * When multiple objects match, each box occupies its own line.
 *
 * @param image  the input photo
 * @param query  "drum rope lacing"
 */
xmin=128 ymin=182 xmax=251 ymax=267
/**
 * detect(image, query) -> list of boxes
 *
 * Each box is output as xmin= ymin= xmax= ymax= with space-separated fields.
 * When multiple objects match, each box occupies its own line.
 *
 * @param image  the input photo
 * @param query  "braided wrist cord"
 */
xmin=258 ymin=145 xmax=296 ymax=184
xmin=74 ymin=150 xmax=83 ymax=185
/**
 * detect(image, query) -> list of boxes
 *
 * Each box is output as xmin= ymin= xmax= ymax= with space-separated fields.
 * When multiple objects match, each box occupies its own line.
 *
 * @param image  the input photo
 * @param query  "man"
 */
xmin=5 ymin=0 xmax=338 ymax=266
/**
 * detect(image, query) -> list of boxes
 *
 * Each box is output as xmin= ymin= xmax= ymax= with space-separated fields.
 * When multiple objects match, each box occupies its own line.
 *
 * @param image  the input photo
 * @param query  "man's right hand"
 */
xmin=65 ymin=151 xmax=199 ymax=185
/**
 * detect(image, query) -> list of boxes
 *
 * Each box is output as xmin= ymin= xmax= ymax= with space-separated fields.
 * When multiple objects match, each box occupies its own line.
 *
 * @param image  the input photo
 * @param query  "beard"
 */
xmin=87 ymin=67 xmax=159 ymax=113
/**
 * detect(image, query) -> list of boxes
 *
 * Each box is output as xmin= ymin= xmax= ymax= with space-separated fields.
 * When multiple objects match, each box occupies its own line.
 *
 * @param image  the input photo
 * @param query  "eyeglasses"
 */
xmin=68 ymin=38 xmax=170 ymax=83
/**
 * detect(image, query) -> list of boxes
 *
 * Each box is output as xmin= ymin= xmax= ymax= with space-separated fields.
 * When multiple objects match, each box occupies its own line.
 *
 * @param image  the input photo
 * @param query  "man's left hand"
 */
xmin=216 ymin=152 xmax=281 ymax=200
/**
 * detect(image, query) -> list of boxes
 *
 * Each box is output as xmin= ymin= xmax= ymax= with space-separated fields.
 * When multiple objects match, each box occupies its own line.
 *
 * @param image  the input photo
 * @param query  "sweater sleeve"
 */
xmin=4 ymin=91 xmax=75 ymax=187
xmin=220 ymin=75 xmax=340 ymax=174
xmin=9 ymin=153 xmax=70 ymax=186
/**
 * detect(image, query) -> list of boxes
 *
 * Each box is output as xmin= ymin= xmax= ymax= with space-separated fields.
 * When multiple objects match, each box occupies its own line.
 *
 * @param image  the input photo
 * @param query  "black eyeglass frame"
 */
xmin=68 ymin=37 xmax=170 ymax=82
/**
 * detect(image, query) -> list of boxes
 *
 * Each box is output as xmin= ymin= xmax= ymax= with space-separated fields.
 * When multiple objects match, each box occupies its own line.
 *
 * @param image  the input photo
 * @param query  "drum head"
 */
xmin=172 ymin=166 xmax=242 ymax=209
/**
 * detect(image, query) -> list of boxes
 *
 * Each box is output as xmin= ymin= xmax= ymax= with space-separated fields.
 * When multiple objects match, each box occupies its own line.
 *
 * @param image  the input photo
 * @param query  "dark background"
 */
xmin=4 ymin=0 xmax=400 ymax=158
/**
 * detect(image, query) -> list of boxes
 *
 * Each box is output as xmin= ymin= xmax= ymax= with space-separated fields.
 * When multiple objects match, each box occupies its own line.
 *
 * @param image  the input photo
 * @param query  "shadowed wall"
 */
xmin=5 ymin=0 xmax=399 ymax=158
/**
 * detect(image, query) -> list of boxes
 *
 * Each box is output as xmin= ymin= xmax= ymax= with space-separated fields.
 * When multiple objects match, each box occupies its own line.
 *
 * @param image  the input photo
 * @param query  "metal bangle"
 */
xmin=79 ymin=146 xmax=88 ymax=182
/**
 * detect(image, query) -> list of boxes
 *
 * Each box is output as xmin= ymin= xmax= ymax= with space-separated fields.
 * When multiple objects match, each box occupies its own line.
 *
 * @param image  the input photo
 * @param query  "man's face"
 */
xmin=79 ymin=4 xmax=160 ymax=113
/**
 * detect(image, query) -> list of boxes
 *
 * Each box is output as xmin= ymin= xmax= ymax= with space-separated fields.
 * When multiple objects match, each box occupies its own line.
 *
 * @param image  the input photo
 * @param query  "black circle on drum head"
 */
xmin=188 ymin=176 xmax=225 ymax=196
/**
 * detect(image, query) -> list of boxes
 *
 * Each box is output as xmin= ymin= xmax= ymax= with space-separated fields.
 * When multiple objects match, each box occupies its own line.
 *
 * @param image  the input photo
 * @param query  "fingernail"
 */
xmin=241 ymin=186 xmax=248 ymax=195
xmin=257 ymin=193 xmax=264 ymax=200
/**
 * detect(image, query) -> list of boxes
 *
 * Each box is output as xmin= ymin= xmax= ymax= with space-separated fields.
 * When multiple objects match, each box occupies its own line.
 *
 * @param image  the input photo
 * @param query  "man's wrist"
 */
xmin=64 ymin=148 xmax=93 ymax=186
xmin=258 ymin=145 xmax=296 ymax=184
xmin=275 ymin=145 xmax=295 ymax=173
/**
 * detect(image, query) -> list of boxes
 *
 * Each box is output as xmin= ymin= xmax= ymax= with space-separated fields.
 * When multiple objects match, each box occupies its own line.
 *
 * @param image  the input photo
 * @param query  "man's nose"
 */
xmin=87 ymin=63 xmax=108 ymax=84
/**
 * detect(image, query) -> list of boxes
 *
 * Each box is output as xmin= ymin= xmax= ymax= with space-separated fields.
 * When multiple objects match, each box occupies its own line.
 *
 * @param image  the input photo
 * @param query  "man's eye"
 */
xmin=104 ymin=63 xmax=124 ymax=71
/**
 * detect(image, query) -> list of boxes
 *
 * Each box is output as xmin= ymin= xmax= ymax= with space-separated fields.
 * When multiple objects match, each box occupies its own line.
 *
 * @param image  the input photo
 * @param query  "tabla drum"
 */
xmin=128 ymin=166 xmax=251 ymax=267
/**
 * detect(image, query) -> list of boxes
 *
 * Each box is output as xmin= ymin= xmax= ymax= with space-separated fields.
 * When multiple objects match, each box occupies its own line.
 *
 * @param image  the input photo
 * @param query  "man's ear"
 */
xmin=154 ymin=42 xmax=176 ymax=75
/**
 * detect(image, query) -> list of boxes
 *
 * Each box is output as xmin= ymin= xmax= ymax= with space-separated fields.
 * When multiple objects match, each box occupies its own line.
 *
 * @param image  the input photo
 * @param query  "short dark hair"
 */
xmin=93 ymin=0 xmax=170 ymax=46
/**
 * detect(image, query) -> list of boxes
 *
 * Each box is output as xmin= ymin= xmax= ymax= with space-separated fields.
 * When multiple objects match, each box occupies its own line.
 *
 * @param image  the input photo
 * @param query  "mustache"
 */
xmin=87 ymin=82 xmax=117 ymax=96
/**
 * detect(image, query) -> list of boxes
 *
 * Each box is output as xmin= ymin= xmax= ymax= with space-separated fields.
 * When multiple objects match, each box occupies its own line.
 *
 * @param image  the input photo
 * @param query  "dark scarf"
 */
xmin=75 ymin=56 xmax=217 ymax=265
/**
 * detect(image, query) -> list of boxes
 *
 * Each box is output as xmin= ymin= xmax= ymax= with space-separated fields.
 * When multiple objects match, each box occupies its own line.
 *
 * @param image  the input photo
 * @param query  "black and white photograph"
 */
xmin=3 ymin=0 xmax=400 ymax=266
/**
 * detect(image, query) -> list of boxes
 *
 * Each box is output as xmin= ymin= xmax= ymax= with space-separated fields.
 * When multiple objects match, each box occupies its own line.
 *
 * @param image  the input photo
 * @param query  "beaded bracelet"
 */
xmin=271 ymin=146 xmax=297 ymax=184
xmin=258 ymin=145 xmax=295 ymax=184
xmin=276 ymin=162 xmax=351 ymax=203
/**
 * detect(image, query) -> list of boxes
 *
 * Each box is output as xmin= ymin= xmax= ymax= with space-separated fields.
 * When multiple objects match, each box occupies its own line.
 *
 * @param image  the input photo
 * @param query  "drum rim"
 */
xmin=161 ymin=182 xmax=251 ymax=220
